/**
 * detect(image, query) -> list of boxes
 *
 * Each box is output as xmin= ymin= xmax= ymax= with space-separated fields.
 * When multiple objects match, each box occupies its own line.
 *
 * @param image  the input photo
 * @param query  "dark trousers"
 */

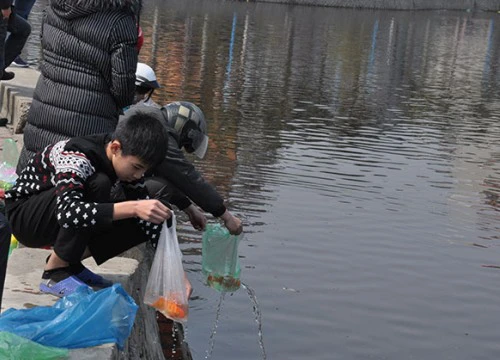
xmin=14 ymin=0 xmax=37 ymax=20
xmin=6 ymin=173 xmax=150 ymax=266
xmin=0 ymin=213 xmax=10 ymax=309
xmin=0 ymin=10 xmax=30 ymax=72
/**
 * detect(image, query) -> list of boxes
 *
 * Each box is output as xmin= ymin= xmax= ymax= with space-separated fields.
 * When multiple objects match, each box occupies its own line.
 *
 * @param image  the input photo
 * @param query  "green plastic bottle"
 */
xmin=2 ymin=138 xmax=19 ymax=167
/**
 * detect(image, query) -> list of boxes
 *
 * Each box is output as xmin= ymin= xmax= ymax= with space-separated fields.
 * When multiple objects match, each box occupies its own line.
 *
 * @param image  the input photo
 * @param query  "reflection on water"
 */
xmin=22 ymin=1 xmax=500 ymax=359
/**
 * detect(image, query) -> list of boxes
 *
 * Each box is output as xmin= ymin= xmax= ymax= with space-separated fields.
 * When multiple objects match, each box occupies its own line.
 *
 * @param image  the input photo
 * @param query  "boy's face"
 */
xmin=109 ymin=141 xmax=148 ymax=182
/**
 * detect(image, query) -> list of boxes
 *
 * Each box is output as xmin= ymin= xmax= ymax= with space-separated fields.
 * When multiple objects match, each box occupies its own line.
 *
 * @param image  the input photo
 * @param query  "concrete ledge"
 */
xmin=255 ymin=0 xmax=500 ymax=10
xmin=0 ymin=67 xmax=39 ymax=134
xmin=3 ymin=247 xmax=165 ymax=359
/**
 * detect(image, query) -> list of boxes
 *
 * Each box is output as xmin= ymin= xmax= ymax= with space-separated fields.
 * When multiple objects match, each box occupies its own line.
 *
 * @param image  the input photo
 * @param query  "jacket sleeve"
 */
xmin=0 ymin=0 xmax=12 ymax=9
xmin=109 ymin=15 xmax=138 ymax=109
xmin=154 ymin=139 xmax=227 ymax=218
xmin=168 ymin=186 xmax=192 ymax=211
xmin=52 ymin=150 xmax=114 ymax=229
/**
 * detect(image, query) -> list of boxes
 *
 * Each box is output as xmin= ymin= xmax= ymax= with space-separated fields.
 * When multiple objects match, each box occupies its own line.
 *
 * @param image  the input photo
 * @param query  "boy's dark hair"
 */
xmin=113 ymin=107 xmax=168 ymax=168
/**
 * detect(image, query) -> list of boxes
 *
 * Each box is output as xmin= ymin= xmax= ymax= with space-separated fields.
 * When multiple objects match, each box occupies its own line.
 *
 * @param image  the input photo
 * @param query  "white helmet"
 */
xmin=135 ymin=63 xmax=160 ymax=89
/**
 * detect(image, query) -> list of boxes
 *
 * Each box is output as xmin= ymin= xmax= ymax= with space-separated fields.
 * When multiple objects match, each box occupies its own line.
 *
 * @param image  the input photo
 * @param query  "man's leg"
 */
xmin=50 ymin=172 xmax=113 ymax=267
xmin=37 ymin=173 xmax=115 ymax=295
xmin=0 ymin=16 xmax=8 ymax=75
xmin=0 ymin=213 xmax=11 ymax=309
xmin=48 ymin=173 xmax=116 ymax=289
xmin=13 ymin=0 xmax=37 ymax=20
xmin=6 ymin=189 xmax=60 ymax=248
xmin=3 ymin=12 xmax=30 ymax=70
xmin=6 ymin=174 xmax=113 ymax=296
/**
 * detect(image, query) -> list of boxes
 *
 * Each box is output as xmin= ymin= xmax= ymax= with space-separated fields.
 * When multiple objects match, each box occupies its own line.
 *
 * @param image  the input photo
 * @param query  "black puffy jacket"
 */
xmin=17 ymin=0 xmax=140 ymax=173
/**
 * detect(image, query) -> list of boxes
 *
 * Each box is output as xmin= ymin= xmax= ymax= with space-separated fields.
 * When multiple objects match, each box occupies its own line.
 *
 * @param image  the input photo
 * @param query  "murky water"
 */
xmin=22 ymin=1 xmax=500 ymax=359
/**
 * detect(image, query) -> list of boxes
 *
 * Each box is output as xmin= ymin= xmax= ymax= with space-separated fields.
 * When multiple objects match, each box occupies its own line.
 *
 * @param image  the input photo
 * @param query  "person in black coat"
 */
xmin=0 ymin=0 xmax=31 ymax=80
xmin=0 ymin=212 xmax=11 ymax=309
xmin=17 ymin=0 xmax=141 ymax=173
xmin=147 ymin=102 xmax=243 ymax=235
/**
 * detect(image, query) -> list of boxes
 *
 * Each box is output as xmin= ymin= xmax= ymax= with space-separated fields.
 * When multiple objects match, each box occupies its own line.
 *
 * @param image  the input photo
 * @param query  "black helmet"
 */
xmin=161 ymin=102 xmax=209 ymax=159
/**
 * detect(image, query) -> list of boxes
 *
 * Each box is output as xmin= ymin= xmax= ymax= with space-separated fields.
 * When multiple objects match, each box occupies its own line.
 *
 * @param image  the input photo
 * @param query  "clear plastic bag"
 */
xmin=202 ymin=223 xmax=242 ymax=292
xmin=144 ymin=214 xmax=189 ymax=323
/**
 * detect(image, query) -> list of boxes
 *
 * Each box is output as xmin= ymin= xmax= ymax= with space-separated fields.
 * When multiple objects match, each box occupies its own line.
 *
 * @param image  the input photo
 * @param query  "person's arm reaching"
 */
xmin=156 ymin=139 xmax=227 ymax=217
xmin=183 ymin=203 xmax=207 ymax=231
xmin=154 ymin=137 xmax=243 ymax=234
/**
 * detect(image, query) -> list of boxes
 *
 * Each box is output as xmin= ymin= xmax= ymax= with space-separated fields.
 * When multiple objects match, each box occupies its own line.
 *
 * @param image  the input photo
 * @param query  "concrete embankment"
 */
xmin=253 ymin=0 xmax=500 ymax=11
xmin=0 ymin=67 xmax=167 ymax=359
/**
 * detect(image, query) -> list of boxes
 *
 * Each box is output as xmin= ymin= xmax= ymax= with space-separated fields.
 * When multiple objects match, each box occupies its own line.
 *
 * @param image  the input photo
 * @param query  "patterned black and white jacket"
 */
xmin=7 ymin=134 xmax=161 ymax=241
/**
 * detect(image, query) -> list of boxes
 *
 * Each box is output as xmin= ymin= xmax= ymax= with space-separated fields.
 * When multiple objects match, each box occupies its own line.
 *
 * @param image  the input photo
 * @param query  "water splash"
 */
xmin=171 ymin=322 xmax=177 ymax=359
xmin=241 ymin=282 xmax=267 ymax=360
xmin=204 ymin=292 xmax=226 ymax=359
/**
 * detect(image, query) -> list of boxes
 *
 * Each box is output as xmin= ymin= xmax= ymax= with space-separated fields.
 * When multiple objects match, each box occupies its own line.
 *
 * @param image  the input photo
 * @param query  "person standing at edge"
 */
xmin=0 ymin=0 xmax=30 ymax=80
xmin=11 ymin=0 xmax=37 ymax=67
xmin=17 ymin=0 xmax=141 ymax=173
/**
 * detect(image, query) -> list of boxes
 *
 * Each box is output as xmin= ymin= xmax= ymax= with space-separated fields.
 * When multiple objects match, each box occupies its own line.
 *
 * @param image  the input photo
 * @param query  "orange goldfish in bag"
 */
xmin=152 ymin=296 xmax=188 ymax=321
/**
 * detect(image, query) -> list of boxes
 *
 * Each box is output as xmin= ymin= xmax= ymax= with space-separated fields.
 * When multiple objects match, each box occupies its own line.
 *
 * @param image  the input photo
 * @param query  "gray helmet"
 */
xmin=161 ymin=101 xmax=209 ymax=159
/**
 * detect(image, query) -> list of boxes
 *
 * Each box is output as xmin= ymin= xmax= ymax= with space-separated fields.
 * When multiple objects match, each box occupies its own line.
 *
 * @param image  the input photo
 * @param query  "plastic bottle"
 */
xmin=9 ymin=235 xmax=18 ymax=257
xmin=2 ymin=138 xmax=19 ymax=167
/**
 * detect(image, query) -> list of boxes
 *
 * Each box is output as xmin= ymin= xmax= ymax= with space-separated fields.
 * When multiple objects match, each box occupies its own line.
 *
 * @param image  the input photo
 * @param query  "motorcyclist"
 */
xmin=147 ymin=101 xmax=243 ymax=235
xmin=126 ymin=64 xmax=243 ymax=235
xmin=132 ymin=62 xmax=161 ymax=107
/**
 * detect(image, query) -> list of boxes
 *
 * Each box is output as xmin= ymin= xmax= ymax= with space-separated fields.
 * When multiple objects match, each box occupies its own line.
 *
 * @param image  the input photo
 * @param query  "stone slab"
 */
xmin=0 ymin=67 xmax=40 ymax=133
xmin=2 ymin=248 xmax=139 ymax=311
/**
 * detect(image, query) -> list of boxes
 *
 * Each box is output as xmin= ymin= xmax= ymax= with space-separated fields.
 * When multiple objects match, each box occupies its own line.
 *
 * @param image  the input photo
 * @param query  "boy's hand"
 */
xmin=184 ymin=204 xmax=207 ymax=231
xmin=220 ymin=210 xmax=243 ymax=235
xmin=135 ymin=199 xmax=171 ymax=224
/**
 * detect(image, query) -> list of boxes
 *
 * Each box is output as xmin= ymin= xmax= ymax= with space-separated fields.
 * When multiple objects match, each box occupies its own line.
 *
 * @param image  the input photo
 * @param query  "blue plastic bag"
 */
xmin=0 ymin=284 xmax=138 ymax=350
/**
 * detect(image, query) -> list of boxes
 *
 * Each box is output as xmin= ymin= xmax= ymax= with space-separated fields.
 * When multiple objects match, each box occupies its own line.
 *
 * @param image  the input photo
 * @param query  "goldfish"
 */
xmin=152 ymin=297 xmax=188 ymax=320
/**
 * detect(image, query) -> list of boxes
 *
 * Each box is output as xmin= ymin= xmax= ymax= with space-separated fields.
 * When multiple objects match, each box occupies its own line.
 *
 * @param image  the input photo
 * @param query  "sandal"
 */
xmin=75 ymin=266 xmax=113 ymax=288
xmin=40 ymin=275 xmax=89 ymax=298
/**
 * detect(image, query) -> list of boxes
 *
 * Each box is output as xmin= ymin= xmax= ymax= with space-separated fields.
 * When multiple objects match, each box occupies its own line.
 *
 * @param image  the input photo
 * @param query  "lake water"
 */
xmin=23 ymin=1 xmax=500 ymax=359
